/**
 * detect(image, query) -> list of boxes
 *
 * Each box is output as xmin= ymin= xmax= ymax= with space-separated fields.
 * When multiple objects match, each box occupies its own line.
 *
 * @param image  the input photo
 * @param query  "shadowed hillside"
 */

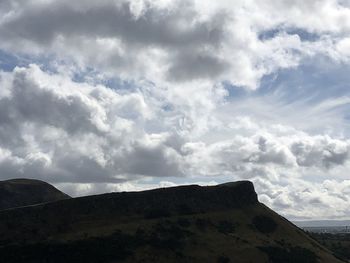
xmin=0 ymin=181 xmax=345 ymax=263
xmin=0 ymin=179 xmax=70 ymax=210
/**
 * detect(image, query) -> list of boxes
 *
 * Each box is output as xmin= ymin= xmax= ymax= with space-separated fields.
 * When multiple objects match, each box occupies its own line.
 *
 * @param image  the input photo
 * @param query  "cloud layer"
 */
xmin=1 ymin=0 xmax=350 ymax=88
xmin=0 ymin=0 xmax=350 ymax=220
xmin=0 ymin=65 xmax=349 ymax=219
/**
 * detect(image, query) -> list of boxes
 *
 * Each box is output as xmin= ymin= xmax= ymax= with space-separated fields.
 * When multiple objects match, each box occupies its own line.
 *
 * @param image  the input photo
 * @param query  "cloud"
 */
xmin=0 ymin=64 xmax=349 ymax=219
xmin=183 ymin=122 xmax=350 ymax=179
xmin=0 ymin=65 xmax=185 ymax=183
xmin=167 ymin=52 xmax=229 ymax=81
xmin=255 ymin=178 xmax=350 ymax=220
xmin=0 ymin=0 xmax=228 ymax=85
xmin=0 ymin=0 xmax=349 ymax=89
xmin=1 ymin=1 xmax=350 ymax=220
xmin=2 ymin=65 xmax=350 ymax=182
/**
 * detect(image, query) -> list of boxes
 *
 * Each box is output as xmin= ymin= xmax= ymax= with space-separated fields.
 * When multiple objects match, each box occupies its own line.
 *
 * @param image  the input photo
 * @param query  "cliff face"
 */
xmin=0 ymin=181 xmax=344 ymax=263
xmin=0 ymin=179 xmax=70 ymax=210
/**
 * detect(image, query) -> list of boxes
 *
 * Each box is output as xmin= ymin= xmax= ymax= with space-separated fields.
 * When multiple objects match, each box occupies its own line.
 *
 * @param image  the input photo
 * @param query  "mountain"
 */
xmin=0 ymin=181 xmax=345 ymax=263
xmin=0 ymin=178 xmax=70 ymax=210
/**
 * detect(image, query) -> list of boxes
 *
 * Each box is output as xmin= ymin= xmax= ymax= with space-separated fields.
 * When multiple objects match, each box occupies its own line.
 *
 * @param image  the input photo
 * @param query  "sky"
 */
xmin=0 ymin=0 xmax=349 ymax=220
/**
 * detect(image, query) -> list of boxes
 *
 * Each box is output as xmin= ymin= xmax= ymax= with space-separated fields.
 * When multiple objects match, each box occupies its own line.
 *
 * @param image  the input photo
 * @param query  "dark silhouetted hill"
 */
xmin=0 ymin=180 xmax=345 ymax=262
xmin=0 ymin=179 xmax=70 ymax=210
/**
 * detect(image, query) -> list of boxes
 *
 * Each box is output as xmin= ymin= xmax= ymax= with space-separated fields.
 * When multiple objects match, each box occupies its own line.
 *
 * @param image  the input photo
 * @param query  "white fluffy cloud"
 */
xmin=254 ymin=178 xmax=350 ymax=219
xmin=0 ymin=65 xmax=186 ymax=183
xmin=0 ymin=0 xmax=350 ymax=89
xmin=0 ymin=65 xmax=349 ymax=219
xmin=0 ymin=1 xmax=350 ymax=220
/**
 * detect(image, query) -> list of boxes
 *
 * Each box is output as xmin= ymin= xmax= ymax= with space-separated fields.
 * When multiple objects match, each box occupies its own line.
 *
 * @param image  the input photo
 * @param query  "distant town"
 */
xmin=303 ymin=226 xmax=350 ymax=234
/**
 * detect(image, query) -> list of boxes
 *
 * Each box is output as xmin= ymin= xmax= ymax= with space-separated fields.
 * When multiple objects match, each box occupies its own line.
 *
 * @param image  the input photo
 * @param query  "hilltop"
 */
xmin=0 ymin=178 xmax=70 ymax=210
xmin=0 ymin=181 xmax=345 ymax=262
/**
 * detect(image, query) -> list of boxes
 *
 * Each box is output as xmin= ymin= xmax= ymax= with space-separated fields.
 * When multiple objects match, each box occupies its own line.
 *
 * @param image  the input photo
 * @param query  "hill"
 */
xmin=309 ymin=232 xmax=350 ymax=262
xmin=0 ymin=178 xmax=70 ymax=210
xmin=0 ymin=181 xmax=345 ymax=262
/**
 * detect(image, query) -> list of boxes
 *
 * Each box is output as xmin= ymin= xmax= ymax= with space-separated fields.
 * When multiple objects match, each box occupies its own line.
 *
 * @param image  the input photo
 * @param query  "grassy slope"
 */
xmin=0 ymin=181 xmax=345 ymax=263
xmin=310 ymin=233 xmax=350 ymax=262
xmin=0 ymin=178 xmax=70 ymax=210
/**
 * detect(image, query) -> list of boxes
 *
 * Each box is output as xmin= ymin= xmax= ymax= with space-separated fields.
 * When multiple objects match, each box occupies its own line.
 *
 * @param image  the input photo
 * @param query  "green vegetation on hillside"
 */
xmin=0 ymin=179 xmax=70 ymax=210
xmin=0 ymin=181 xmax=345 ymax=263
xmin=309 ymin=232 xmax=350 ymax=262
